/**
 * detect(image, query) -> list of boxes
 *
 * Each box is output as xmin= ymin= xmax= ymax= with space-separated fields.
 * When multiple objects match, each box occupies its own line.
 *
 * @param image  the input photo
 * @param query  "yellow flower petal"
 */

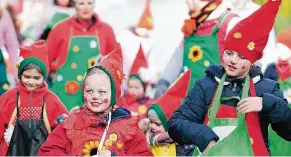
xmin=85 ymin=144 xmax=92 ymax=150
xmin=90 ymin=141 xmax=95 ymax=147
xmin=247 ymin=42 xmax=255 ymax=51
xmin=138 ymin=105 xmax=147 ymax=114
xmin=88 ymin=57 xmax=96 ymax=68
xmin=95 ymin=141 xmax=100 ymax=147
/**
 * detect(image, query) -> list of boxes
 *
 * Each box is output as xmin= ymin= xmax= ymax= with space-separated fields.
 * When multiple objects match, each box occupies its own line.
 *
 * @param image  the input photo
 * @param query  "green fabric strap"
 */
xmin=209 ymin=74 xmax=250 ymax=124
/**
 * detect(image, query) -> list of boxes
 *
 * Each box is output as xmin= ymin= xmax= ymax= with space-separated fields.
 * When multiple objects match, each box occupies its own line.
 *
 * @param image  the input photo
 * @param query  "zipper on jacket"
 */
xmin=29 ymin=91 xmax=33 ymax=128
xmin=232 ymin=83 xmax=237 ymax=92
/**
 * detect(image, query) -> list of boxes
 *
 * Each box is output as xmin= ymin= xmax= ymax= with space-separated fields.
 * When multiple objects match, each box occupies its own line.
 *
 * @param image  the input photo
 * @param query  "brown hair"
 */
xmin=21 ymin=63 xmax=44 ymax=76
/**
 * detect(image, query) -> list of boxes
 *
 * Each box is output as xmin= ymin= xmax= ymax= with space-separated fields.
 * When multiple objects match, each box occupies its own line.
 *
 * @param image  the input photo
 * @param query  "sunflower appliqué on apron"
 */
xmin=82 ymin=133 xmax=123 ymax=157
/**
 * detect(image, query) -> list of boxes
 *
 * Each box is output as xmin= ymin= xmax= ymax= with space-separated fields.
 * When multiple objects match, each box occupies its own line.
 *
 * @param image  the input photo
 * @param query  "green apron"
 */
xmin=183 ymin=12 xmax=230 ymax=88
xmin=0 ymin=49 xmax=9 ymax=95
xmin=193 ymin=74 xmax=254 ymax=156
xmin=268 ymin=78 xmax=291 ymax=156
xmin=45 ymin=12 xmax=70 ymax=31
xmin=50 ymin=28 xmax=100 ymax=111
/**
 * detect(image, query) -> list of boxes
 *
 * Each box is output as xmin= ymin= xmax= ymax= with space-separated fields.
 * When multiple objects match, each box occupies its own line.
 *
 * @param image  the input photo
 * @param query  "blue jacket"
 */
xmin=168 ymin=65 xmax=291 ymax=153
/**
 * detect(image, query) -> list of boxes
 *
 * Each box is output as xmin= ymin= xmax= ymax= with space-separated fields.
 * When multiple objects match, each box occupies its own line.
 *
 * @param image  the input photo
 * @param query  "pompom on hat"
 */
xmin=224 ymin=0 xmax=282 ymax=63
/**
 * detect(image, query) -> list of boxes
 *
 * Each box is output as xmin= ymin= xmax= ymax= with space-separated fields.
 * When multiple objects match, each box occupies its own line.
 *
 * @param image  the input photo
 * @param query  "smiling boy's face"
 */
xmin=148 ymin=116 xmax=165 ymax=134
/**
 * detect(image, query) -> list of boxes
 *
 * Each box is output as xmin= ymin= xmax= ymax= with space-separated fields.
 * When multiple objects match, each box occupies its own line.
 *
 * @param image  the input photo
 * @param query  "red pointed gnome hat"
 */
xmin=93 ymin=43 xmax=124 ymax=105
xmin=129 ymin=44 xmax=148 ymax=75
xmin=137 ymin=0 xmax=153 ymax=30
xmin=128 ymin=44 xmax=149 ymax=91
xmin=148 ymin=70 xmax=191 ymax=130
xmin=224 ymin=0 xmax=282 ymax=63
xmin=18 ymin=40 xmax=49 ymax=77
xmin=277 ymin=27 xmax=291 ymax=50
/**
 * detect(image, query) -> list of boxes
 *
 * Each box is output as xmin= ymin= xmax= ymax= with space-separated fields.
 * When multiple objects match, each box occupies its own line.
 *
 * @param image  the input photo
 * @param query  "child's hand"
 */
xmin=139 ymin=118 xmax=150 ymax=131
xmin=203 ymin=140 xmax=216 ymax=153
xmin=237 ymin=97 xmax=263 ymax=113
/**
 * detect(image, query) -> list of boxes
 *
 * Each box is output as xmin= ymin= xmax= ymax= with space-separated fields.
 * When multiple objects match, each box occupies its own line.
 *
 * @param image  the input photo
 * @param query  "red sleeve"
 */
xmin=48 ymin=93 xmax=69 ymax=130
xmin=38 ymin=125 xmax=71 ymax=156
xmin=46 ymin=23 xmax=65 ymax=71
xmin=104 ymin=24 xmax=117 ymax=56
xmin=117 ymin=128 xmax=153 ymax=156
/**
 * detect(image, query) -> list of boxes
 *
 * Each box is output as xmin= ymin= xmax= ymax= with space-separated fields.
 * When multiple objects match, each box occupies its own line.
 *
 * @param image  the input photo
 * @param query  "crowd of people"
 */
xmin=0 ymin=0 xmax=291 ymax=156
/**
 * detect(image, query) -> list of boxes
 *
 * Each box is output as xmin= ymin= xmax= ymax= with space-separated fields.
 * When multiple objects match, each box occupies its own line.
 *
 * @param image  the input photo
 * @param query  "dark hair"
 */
xmin=21 ymin=63 xmax=44 ymax=76
xmin=54 ymin=0 xmax=74 ymax=7
xmin=5 ymin=4 xmax=20 ymax=33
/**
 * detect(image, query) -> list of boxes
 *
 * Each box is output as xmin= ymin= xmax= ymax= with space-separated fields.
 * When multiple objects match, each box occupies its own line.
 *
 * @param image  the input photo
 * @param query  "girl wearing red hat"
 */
xmin=264 ymin=27 xmax=291 ymax=156
xmin=46 ymin=0 xmax=117 ymax=111
xmin=0 ymin=41 xmax=68 ymax=156
xmin=38 ymin=44 xmax=152 ymax=156
xmin=168 ymin=0 xmax=291 ymax=156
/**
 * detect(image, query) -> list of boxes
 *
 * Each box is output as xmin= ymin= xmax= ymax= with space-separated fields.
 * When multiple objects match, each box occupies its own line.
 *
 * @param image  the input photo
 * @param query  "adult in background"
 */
xmin=46 ymin=0 xmax=117 ymax=110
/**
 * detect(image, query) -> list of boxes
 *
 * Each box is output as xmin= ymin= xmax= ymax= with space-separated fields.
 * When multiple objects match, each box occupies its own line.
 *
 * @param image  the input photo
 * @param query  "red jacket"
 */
xmin=46 ymin=14 xmax=117 ymax=71
xmin=0 ymin=83 xmax=68 ymax=156
xmin=38 ymin=107 xmax=153 ymax=156
xmin=123 ymin=94 xmax=154 ymax=118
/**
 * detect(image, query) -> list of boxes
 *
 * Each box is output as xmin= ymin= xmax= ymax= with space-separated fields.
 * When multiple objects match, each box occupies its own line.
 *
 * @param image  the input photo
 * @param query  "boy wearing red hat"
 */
xmin=168 ymin=0 xmax=291 ymax=156
xmin=144 ymin=70 xmax=192 ymax=156
xmin=264 ymin=27 xmax=291 ymax=156
xmin=38 ymin=44 xmax=152 ymax=156
xmin=0 ymin=41 xmax=68 ymax=156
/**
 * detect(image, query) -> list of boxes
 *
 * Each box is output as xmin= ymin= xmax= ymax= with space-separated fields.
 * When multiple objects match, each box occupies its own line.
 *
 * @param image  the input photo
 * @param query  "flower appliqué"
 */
xmin=105 ymin=140 xmax=113 ymax=147
xmin=109 ymin=133 xmax=118 ymax=142
xmin=83 ymin=141 xmax=107 ymax=157
xmin=188 ymin=46 xmax=203 ymax=63
xmin=233 ymin=32 xmax=242 ymax=39
xmin=88 ymin=57 xmax=96 ymax=68
xmin=247 ymin=42 xmax=255 ymax=51
xmin=65 ymin=80 xmax=79 ymax=95
xmin=73 ymin=45 xmax=80 ymax=53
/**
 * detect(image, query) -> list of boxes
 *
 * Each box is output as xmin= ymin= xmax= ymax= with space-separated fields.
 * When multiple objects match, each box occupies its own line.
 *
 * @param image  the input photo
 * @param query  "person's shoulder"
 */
xmin=256 ymin=77 xmax=278 ymax=93
xmin=1 ymin=87 xmax=18 ymax=99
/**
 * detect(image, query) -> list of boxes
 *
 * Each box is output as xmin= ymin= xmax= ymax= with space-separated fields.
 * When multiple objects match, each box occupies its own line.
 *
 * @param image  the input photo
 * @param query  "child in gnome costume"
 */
xmin=0 ymin=40 xmax=68 ymax=156
xmin=38 ymin=44 xmax=152 ymax=156
xmin=264 ymin=27 xmax=291 ymax=156
xmin=123 ymin=44 xmax=154 ymax=117
xmin=168 ymin=0 xmax=291 ymax=156
xmin=144 ymin=70 xmax=194 ymax=156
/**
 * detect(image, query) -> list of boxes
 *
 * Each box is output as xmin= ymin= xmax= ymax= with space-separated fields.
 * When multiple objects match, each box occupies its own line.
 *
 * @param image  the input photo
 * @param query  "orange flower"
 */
xmin=181 ymin=19 xmax=196 ymax=37
xmin=65 ymin=81 xmax=79 ymax=95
